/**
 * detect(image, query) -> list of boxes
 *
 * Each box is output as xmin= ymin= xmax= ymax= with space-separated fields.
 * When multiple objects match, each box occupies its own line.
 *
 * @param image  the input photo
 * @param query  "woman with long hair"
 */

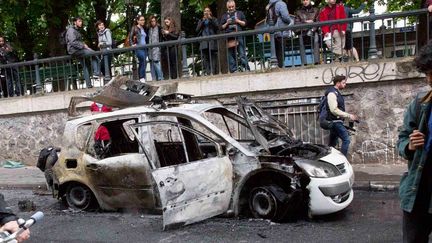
xmin=129 ymin=15 xmax=148 ymax=82
xmin=148 ymin=15 xmax=164 ymax=81
xmin=95 ymin=20 xmax=113 ymax=80
xmin=162 ymin=17 xmax=179 ymax=79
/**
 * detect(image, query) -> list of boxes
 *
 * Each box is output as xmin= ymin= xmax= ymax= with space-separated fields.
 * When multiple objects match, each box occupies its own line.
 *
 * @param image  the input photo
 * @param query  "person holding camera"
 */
xmin=0 ymin=36 xmax=21 ymax=97
xmin=220 ymin=0 xmax=250 ymax=73
xmin=196 ymin=7 xmax=219 ymax=75
xmin=0 ymin=193 xmax=30 ymax=242
xmin=96 ymin=20 xmax=113 ymax=80
xmin=129 ymin=15 xmax=149 ymax=83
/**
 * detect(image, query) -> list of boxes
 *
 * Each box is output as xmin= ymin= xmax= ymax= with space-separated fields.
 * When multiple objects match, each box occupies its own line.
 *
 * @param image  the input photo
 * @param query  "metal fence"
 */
xmin=0 ymin=9 xmax=428 ymax=98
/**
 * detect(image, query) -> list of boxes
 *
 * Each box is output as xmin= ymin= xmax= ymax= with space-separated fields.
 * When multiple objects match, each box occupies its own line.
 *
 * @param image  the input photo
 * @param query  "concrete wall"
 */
xmin=0 ymin=58 xmax=426 ymax=165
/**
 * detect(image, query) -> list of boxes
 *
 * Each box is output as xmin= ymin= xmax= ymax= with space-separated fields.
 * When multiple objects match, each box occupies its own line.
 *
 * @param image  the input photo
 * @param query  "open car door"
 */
xmin=152 ymin=156 xmax=232 ymax=229
xmin=130 ymin=121 xmax=233 ymax=230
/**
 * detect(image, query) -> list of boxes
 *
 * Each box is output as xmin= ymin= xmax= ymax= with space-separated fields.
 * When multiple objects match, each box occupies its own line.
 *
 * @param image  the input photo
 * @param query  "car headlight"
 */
xmin=297 ymin=160 xmax=341 ymax=178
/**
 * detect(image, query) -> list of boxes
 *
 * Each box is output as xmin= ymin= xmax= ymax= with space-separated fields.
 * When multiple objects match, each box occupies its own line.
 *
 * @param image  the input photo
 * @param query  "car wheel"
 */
xmin=66 ymin=183 xmax=95 ymax=210
xmin=249 ymin=186 xmax=279 ymax=220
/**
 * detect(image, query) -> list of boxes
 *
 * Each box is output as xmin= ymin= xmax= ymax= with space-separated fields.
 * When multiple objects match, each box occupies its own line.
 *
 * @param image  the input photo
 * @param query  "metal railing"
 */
xmin=0 ymin=8 xmax=428 ymax=98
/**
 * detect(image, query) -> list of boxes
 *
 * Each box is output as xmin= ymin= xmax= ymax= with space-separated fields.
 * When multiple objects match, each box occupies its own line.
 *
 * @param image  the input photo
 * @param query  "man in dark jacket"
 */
xmin=220 ymin=0 xmax=250 ymax=73
xmin=295 ymin=0 xmax=320 ymax=65
xmin=397 ymin=42 xmax=432 ymax=243
xmin=66 ymin=17 xmax=99 ymax=88
xmin=325 ymin=75 xmax=357 ymax=156
xmin=0 ymin=194 xmax=30 ymax=242
xmin=196 ymin=7 xmax=219 ymax=75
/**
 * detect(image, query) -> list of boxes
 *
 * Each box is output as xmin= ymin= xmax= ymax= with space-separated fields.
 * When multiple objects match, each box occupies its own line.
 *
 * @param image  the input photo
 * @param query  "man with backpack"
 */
xmin=397 ymin=42 xmax=432 ymax=242
xmin=320 ymin=75 xmax=357 ymax=156
xmin=266 ymin=0 xmax=294 ymax=68
xmin=65 ymin=17 xmax=99 ymax=89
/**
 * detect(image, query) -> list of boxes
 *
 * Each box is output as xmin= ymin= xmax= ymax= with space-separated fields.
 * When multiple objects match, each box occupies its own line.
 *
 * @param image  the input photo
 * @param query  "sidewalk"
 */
xmin=0 ymin=164 xmax=406 ymax=191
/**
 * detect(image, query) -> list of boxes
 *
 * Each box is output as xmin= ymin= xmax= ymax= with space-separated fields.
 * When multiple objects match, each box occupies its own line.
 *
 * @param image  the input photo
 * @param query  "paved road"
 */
xmin=1 ymin=190 xmax=402 ymax=243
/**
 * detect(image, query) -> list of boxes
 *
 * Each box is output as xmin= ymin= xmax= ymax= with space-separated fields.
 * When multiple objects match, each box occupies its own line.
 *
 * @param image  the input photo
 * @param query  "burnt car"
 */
xmin=50 ymin=79 xmax=353 ymax=229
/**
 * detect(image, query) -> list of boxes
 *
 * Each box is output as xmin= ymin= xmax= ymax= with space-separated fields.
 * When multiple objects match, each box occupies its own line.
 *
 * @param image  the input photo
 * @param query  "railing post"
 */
xmin=181 ymin=31 xmax=190 ymax=78
xmin=33 ymin=53 xmax=43 ymax=94
xmin=268 ymin=17 xmax=278 ymax=69
xmin=368 ymin=4 xmax=379 ymax=59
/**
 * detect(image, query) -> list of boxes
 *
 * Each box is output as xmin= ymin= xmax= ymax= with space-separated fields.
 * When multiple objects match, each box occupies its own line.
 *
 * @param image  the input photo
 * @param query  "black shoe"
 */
xmin=87 ymin=84 xmax=93 ymax=89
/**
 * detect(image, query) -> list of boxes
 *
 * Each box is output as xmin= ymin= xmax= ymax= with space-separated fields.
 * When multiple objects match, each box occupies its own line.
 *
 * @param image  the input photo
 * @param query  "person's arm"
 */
xmin=196 ymin=19 xmax=204 ymax=34
xmin=426 ymin=0 xmax=432 ymax=12
xmin=235 ymin=11 xmax=247 ymax=27
xmin=277 ymin=2 xmax=292 ymax=24
xmin=66 ymin=28 xmax=84 ymax=50
xmin=210 ymin=17 xmax=219 ymax=30
xmin=327 ymin=92 xmax=351 ymax=119
xmin=397 ymin=99 xmax=421 ymax=160
xmin=105 ymin=29 xmax=113 ymax=47
xmin=319 ymin=9 xmax=330 ymax=36
xmin=349 ymin=2 xmax=366 ymax=15
xmin=338 ymin=5 xmax=348 ymax=32
xmin=0 ymin=194 xmax=17 ymax=226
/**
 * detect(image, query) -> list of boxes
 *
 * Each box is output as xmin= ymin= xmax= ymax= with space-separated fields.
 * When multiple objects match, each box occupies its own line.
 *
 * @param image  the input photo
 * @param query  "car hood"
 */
xmin=319 ymin=147 xmax=349 ymax=166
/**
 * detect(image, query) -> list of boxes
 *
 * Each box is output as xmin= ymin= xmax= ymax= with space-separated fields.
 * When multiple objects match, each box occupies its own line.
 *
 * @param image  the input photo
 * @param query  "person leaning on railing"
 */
xmin=196 ymin=7 xmax=219 ymax=76
xmin=162 ymin=17 xmax=180 ymax=80
xmin=95 ymin=20 xmax=113 ymax=79
xmin=319 ymin=0 xmax=347 ymax=62
xmin=220 ymin=0 xmax=250 ymax=73
xmin=294 ymin=0 xmax=320 ymax=65
xmin=0 ymin=193 xmax=30 ymax=242
xmin=129 ymin=15 xmax=149 ymax=83
xmin=341 ymin=1 xmax=367 ymax=62
xmin=148 ymin=15 xmax=164 ymax=81
xmin=0 ymin=36 xmax=22 ymax=97
xmin=426 ymin=0 xmax=432 ymax=39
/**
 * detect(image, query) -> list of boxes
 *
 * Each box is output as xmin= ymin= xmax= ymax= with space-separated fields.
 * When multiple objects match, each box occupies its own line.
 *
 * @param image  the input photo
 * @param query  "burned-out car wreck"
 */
xmin=46 ymin=77 xmax=354 ymax=229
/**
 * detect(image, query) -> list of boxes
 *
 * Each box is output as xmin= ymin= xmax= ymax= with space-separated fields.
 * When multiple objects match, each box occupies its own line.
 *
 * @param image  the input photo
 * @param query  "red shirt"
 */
xmin=319 ymin=4 xmax=347 ymax=35
xmin=90 ymin=102 xmax=112 ymax=112
xmin=94 ymin=125 xmax=110 ymax=141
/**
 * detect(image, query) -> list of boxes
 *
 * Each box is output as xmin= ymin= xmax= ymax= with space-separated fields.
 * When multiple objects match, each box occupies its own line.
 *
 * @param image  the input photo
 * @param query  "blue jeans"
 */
xmin=228 ymin=37 xmax=250 ymax=73
xmin=136 ymin=49 xmax=147 ymax=79
xmin=74 ymin=49 xmax=100 ymax=87
xmin=150 ymin=60 xmax=163 ymax=81
xmin=328 ymin=121 xmax=350 ymax=156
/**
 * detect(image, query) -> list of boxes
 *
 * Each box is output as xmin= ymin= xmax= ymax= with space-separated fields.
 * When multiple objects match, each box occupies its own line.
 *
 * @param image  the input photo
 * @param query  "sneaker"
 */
xmin=92 ymin=74 xmax=100 ymax=79
xmin=139 ymin=78 xmax=146 ymax=83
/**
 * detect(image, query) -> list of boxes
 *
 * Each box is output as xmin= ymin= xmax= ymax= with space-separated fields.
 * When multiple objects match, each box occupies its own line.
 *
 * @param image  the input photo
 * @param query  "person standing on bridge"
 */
xmin=397 ymin=42 xmax=432 ymax=243
xmin=66 ymin=17 xmax=100 ymax=88
xmin=0 ymin=193 xmax=30 ymax=242
xmin=324 ymin=75 xmax=358 ymax=156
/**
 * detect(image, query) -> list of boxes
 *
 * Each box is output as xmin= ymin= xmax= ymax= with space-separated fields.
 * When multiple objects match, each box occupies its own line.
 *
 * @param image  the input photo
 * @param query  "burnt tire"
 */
xmin=65 ymin=183 xmax=96 ymax=210
xmin=249 ymin=186 xmax=279 ymax=220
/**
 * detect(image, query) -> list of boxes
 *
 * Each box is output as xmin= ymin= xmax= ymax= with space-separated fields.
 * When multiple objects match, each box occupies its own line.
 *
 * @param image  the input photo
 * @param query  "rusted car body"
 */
xmin=51 ymin=80 xmax=354 ymax=229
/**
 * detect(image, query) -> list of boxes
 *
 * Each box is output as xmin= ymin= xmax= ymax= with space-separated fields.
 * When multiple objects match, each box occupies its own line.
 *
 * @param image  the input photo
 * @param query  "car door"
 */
xmin=131 ymin=120 xmax=233 ymax=230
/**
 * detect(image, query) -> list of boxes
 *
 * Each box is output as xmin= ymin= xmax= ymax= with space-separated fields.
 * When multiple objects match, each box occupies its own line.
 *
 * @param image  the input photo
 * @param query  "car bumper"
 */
xmin=308 ymin=163 xmax=354 ymax=216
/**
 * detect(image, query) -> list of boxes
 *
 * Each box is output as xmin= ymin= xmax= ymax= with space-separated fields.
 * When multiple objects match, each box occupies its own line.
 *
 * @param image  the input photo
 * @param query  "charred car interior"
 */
xmin=39 ymin=78 xmax=354 ymax=230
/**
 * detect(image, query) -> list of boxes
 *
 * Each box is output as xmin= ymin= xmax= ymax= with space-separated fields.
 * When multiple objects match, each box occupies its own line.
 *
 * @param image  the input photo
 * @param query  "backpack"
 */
xmin=59 ymin=28 xmax=68 ymax=47
xmin=266 ymin=1 xmax=294 ymax=39
xmin=318 ymin=94 xmax=333 ymax=130
xmin=37 ymin=147 xmax=53 ymax=172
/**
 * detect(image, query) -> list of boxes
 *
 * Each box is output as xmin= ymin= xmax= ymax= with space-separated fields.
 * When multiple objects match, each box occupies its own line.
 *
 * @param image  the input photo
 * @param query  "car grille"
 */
xmin=336 ymin=163 xmax=346 ymax=174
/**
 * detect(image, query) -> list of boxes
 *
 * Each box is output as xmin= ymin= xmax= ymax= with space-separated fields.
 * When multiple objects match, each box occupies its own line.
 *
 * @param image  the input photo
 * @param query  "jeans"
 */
xmin=136 ymin=49 xmax=147 ymax=79
xmin=299 ymin=31 xmax=320 ymax=65
xmin=328 ymin=121 xmax=350 ymax=156
xmin=73 ymin=49 xmax=100 ymax=87
xmin=228 ymin=37 xmax=249 ymax=73
xmin=201 ymin=48 xmax=218 ymax=75
xmin=150 ymin=60 xmax=163 ymax=81
xmin=100 ymin=50 xmax=112 ymax=79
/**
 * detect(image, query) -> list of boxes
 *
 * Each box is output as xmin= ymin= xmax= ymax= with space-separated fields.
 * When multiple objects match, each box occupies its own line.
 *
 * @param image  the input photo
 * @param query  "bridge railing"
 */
xmin=0 ymin=8 xmax=427 ymax=98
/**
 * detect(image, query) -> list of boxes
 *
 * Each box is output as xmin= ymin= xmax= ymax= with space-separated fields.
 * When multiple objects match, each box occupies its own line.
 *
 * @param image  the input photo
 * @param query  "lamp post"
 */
xmin=368 ymin=3 xmax=378 ymax=59
xmin=268 ymin=15 xmax=279 ymax=69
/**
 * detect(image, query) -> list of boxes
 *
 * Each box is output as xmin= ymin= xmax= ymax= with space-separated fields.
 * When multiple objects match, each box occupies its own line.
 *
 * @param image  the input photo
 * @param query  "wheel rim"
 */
xmin=250 ymin=188 xmax=277 ymax=219
xmin=67 ymin=185 xmax=92 ymax=209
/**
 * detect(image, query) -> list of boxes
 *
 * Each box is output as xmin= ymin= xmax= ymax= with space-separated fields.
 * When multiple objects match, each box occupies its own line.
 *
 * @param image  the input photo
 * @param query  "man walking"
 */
xmin=324 ymin=75 xmax=357 ymax=156
xmin=66 ymin=17 xmax=99 ymax=88
xmin=220 ymin=0 xmax=250 ymax=73
xmin=397 ymin=42 xmax=432 ymax=243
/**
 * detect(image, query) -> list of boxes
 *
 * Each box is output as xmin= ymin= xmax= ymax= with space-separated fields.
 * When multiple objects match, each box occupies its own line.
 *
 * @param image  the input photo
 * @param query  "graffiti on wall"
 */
xmin=321 ymin=62 xmax=421 ymax=84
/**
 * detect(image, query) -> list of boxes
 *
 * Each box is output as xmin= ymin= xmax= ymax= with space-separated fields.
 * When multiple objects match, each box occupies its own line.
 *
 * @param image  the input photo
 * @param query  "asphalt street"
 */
xmin=0 ymin=189 xmax=407 ymax=243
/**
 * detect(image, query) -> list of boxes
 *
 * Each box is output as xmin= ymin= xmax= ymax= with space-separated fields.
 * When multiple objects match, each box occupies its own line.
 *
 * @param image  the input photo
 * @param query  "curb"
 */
xmin=353 ymin=181 xmax=399 ymax=191
xmin=0 ymin=183 xmax=47 ymax=190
